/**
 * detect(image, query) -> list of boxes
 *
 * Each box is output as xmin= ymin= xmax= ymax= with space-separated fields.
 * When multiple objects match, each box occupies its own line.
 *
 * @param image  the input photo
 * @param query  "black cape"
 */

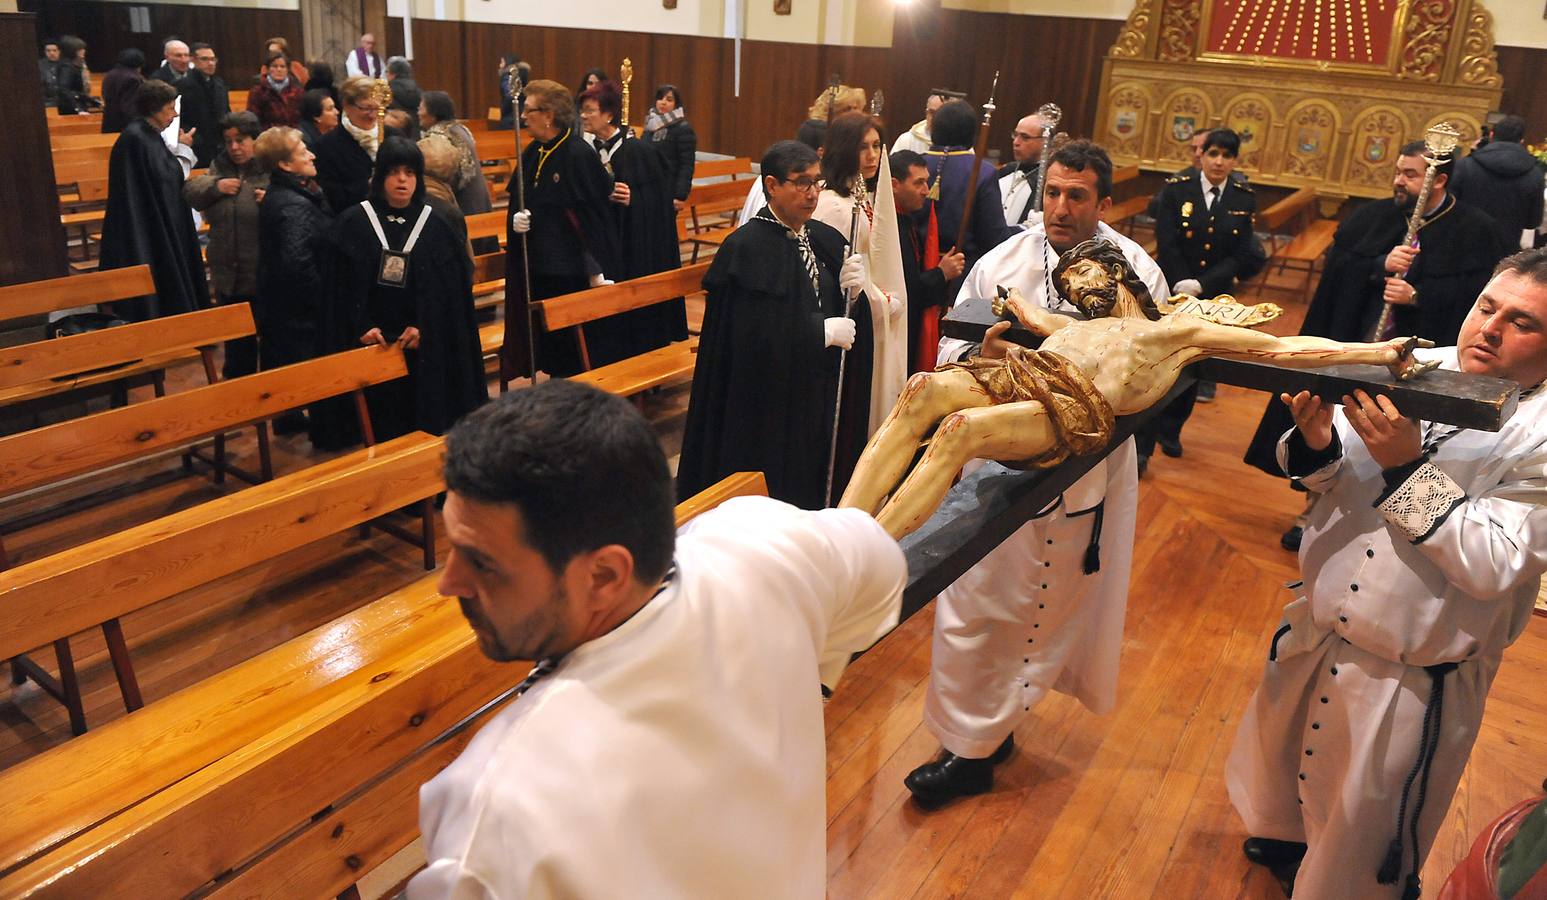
xmin=676 ymin=213 xmax=873 ymax=510
xmin=313 ymin=125 xmax=407 ymax=216
xmin=582 ymin=132 xmax=688 ymax=368
xmin=501 ymin=127 xmax=624 ymax=379
xmin=99 ymin=118 xmax=209 ymax=321
xmin=1242 ymin=193 xmax=1513 ymax=475
xmin=328 ymin=198 xmax=489 ymax=443
xmin=897 ymin=209 xmax=951 ymax=375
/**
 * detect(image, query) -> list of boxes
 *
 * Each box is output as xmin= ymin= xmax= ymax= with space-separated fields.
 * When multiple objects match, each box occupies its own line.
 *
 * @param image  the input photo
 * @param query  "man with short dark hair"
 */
xmin=1244 ymin=139 xmax=1515 ymax=548
xmin=1229 ymin=248 xmax=1547 ymax=899
xmin=384 ymin=55 xmax=420 ymax=113
xmin=39 ymin=39 xmax=60 ymax=107
xmin=892 ymin=148 xmax=965 ymax=373
xmin=411 ymin=380 xmax=905 ymax=898
xmin=903 ymin=140 xmax=1167 ymax=808
xmin=1450 ymin=114 xmax=1545 ymax=244
xmin=177 ymin=42 xmax=229 ymax=167
xmin=678 ymin=139 xmax=874 ymax=510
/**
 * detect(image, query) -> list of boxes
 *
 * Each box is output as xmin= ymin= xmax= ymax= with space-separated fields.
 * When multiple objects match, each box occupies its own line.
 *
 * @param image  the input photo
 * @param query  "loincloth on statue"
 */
xmin=942 ymin=347 xmax=1115 ymax=469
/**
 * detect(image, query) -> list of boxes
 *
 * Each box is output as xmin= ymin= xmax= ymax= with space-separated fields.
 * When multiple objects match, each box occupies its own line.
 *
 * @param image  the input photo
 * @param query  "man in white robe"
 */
xmin=1228 ymin=250 xmax=1547 ymax=899
xmin=410 ymin=380 xmax=906 ymax=898
xmin=892 ymin=88 xmax=961 ymax=155
xmin=906 ymin=141 xmax=1169 ymax=807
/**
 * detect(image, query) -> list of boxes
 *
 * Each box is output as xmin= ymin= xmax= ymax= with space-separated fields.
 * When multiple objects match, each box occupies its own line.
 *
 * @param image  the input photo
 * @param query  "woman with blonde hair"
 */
xmin=806 ymin=85 xmax=867 ymax=122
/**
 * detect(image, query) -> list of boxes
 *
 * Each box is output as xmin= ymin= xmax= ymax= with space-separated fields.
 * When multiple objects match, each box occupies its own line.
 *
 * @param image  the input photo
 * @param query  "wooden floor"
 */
xmin=2 ymin=257 xmax=1543 ymax=896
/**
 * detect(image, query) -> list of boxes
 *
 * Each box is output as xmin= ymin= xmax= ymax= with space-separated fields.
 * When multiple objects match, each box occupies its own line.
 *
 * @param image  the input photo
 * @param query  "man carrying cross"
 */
xmin=1228 ymin=248 xmax=1547 ymax=899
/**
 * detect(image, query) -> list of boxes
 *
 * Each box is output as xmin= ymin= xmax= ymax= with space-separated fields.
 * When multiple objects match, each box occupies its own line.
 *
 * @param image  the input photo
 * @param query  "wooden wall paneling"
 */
xmin=18 ymin=0 xmax=304 ymax=84
xmin=1497 ymin=45 xmax=1547 ymax=141
xmin=0 ymin=12 xmax=68 ymax=287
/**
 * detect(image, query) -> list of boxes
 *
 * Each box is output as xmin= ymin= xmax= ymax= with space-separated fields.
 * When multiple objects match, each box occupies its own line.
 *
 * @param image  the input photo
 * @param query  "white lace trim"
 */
xmin=1376 ymin=462 xmax=1465 ymax=543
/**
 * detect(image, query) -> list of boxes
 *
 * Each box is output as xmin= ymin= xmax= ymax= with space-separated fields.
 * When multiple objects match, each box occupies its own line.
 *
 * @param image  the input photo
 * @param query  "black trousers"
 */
xmin=218 ymin=293 xmax=259 ymax=380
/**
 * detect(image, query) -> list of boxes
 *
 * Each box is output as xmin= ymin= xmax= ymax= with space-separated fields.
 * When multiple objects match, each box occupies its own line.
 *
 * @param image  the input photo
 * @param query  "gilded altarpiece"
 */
xmin=1095 ymin=0 xmax=1504 ymax=207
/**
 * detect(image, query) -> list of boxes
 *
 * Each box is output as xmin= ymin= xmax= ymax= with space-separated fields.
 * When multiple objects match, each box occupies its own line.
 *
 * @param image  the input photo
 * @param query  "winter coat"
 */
xmin=1449 ymin=141 xmax=1546 ymax=236
xmin=184 ymin=152 xmax=269 ymax=297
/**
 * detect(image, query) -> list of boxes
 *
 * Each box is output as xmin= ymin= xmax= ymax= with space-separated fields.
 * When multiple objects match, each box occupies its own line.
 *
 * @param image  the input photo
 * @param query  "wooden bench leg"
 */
xmin=53 ymin=639 xmax=88 ymax=736
xmin=101 ymin=618 xmax=143 ymax=713
xmin=338 ymin=885 xmax=362 ymax=900
xmin=420 ymin=496 xmax=436 ymax=570
xmin=212 ymin=433 xmax=227 ymax=484
xmin=150 ymin=369 xmax=167 ymax=398
xmin=255 ymin=421 xmax=274 ymax=481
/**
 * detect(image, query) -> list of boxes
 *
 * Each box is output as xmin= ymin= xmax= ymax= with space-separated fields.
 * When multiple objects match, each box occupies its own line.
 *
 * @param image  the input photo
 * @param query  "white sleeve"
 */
xmin=344 ymin=54 xmax=362 ymax=77
xmin=406 ymin=858 xmax=494 ymax=900
xmin=683 ymin=498 xmax=905 ymax=689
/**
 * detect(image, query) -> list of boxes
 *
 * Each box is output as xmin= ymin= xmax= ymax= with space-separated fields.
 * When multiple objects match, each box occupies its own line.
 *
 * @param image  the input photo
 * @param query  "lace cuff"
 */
xmin=1375 ymin=462 xmax=1466 ymax=543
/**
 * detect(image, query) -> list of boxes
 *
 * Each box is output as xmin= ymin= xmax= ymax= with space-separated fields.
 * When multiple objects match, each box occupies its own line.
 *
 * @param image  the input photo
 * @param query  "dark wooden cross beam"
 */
xmin=894 ymin=299 xmax=1520 ymax=616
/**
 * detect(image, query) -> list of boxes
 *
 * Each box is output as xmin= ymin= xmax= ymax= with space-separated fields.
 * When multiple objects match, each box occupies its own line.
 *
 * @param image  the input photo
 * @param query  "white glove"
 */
xmin=1173 ymin=278 xmax=1203 ymax=297
xmin=839 ymin=254 xmax=866 ymax=295
xmin=512 ymin=209 xmax=532 ymax=234
xmin=824 ymin=316 xmax=856 ymax=350
xmin=588 ymin=273 xmax=614 ymax=288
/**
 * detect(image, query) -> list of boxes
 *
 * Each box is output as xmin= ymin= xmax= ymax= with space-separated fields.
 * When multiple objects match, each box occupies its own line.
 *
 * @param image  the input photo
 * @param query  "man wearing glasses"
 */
xmin=177 ymin=43 xmax=229 ymax=168
xmin=677 ymin=140 xmax=872 ymax=510
xmin=313 ymin=74 xmax=406 ymax=213
xmin=997 ymin=111 xmax=1051 ymax=227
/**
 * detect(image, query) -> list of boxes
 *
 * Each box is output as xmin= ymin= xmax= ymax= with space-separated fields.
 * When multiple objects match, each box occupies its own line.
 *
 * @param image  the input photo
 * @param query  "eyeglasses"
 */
xmin=196 ymin=55 xmax=217 ymax=62
xmin=782 ymin=178 xmax=820 ymax=193
xmin=350 ymin=103 xmax=381 ymax=114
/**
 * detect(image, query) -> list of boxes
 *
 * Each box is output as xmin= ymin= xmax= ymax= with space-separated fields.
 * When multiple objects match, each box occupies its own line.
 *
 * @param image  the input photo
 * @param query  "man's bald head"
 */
xmin=163 ymin=38 xmax=189 ymax=73
xmin=1011 ymin=114 xmax=1049 ymax=165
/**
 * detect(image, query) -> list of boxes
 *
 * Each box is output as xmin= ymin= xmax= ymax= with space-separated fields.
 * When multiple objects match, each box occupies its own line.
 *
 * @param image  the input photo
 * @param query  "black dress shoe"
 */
xmin=1280 ymin=525 xmax=1303 ymax=552
xmin=904 ymin=735 xmax=1014 ymax=809
xmin=1243 ymin=837 xmax=1306 ymax=897
xmin=1137 ymin=454 xmax=1150 ymax=477
xmin=273 ymin=411 xmax=309 ymax=436
xmin=1158 ymin=435 xmax=1184 ymax=458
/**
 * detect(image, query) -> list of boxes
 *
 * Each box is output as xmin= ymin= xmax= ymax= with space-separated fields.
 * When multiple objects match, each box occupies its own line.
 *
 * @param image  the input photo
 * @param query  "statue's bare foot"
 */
xmin=1386 ymin=336 xmax=1439 ymax=380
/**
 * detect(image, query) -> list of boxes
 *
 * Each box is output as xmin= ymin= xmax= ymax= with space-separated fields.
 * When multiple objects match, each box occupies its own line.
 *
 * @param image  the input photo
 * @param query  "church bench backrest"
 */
xmin=0 ymin=431 xmax=442 ymax=667
xmin=0 ymin=472 xmax=769 ymax=898
xmin=49 ymin=133 xmax=117 ymax=152
xmin=1258 ymin=186 xmax=1318 ymax=234
xmin=0 ymin=303 xmax=253 ymax=390
xmin=538 ymin=261 xmax=711 ymax=331
xmin=0 ymin=265 xmax=155 ymax=323
xmin=465 ymin=209 xmax=506 ymax=243
xmin=51 ymin=158 xmax=110 ymax=190
xmin=693 ymin=157 xmax=754 ymax=181
xmin=50 ymin=145 xmax=112 ymax=170
xmin=0 ymin=346 xmax=408 ymax=500
xmin=684 ymin=177 xmax=754 ymax=208
xmin=472 ymin=130 xmax=517 ymax=162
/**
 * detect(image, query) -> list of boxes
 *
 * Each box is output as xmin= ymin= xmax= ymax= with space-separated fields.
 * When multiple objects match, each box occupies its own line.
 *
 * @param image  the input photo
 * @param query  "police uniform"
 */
xmin=1153 ymin=170 xmax=1265 ymax=298
xmin=1136 ymin=170 xmax=1266 ymax=463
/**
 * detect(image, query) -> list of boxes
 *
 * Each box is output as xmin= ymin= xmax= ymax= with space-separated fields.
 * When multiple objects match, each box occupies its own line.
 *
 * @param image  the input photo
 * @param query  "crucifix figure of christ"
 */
xmin=839 ymin=238 xmax=1438 ymax=539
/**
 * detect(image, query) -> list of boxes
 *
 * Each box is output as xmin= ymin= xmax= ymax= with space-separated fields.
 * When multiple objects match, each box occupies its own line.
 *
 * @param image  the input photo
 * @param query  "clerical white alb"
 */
xmin=408 ymin=497 xmax=905 ymax=899
xmin=1229 ymin=350 xmax=1547 ymax=899
xmin=925 ymin=223 xmax=1168 ymax=757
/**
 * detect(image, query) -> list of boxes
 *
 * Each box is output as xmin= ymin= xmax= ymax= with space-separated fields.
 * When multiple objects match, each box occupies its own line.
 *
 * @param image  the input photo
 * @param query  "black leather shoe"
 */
xmin=1158 ymin=435 xmax=1184 ymax=458
xmin=1137 ymin=454 xmax=1150 ymax=477
xmin=273 ymin=412 xmax=309 ymax=436
xmin=904 ymin=735 xmax=1014 ymax=809
xmin=1243 ymin=837 xmax=1306 ymax=897
xmin=1280 ymin=525 xmax=1303 ymax=552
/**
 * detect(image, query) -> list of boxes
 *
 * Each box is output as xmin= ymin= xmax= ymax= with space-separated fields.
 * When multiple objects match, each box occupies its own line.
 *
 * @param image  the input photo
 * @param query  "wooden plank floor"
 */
xmin=0 ymin=252 xmax=1542 ymax=896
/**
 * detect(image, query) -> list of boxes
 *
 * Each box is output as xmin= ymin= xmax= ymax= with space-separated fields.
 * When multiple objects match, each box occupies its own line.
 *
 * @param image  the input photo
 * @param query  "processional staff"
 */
xmin=946 ymin=69 xmax=1000 ymax=257
xmin=505 ymin=94 xmax=536 ymax=391
xmin=370 ymin=78 xmax=393 ymax=140
xmin=1370 ymin=122 xmax=1461 ymax=341
xmin=1031 ymin=102 xmax=1062 ymax=214
xmin=620 ymin=57 xmax=633 ymax=130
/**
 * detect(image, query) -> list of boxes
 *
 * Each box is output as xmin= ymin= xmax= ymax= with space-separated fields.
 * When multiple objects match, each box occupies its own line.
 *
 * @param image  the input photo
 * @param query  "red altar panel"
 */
xmin=1204 ymin=0 xmax=1406 ymax=65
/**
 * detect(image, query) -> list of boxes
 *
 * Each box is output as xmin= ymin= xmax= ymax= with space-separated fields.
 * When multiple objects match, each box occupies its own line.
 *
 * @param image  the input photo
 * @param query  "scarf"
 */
xmin=644 ymin=107 xmax=686 ymax=142
xmin=343 ymin=114 xmax=379 ymax=161
xmin=353 ymin=47 xmax=381 ymax=78
xmin=265 ymin=74 xmax=292 ymax=91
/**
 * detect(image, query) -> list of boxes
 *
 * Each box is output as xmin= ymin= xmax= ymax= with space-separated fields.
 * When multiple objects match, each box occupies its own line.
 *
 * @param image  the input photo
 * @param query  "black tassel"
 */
xmin=1376 ymin=838 xmax=1403 ymax=885
xmin=1082 ymin=501 xmax=1104 ymax=575
xmin=1401 ymin=874 xmax=1421 ymax=900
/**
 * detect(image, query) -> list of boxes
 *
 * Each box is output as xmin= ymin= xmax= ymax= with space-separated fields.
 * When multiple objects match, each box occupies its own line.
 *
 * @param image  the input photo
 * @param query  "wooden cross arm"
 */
xmin=942 ymin=297 xmax=1520 ymax=432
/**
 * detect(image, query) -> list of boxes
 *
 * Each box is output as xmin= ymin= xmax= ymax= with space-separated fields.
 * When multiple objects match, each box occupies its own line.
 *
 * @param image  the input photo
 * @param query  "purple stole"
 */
xmin=354 ymin=48 xmax=380 ymax=77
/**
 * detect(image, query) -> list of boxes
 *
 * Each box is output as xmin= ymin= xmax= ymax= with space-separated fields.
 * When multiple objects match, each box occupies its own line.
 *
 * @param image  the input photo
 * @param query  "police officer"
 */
xmin=1136 ymin=128 xmax=1266 ymax=471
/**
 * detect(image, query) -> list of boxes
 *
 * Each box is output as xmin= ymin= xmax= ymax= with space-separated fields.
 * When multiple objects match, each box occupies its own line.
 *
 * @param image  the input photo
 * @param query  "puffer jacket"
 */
xmin=183 ymin=152 xmax=268 ymax=297
xmin=256 ymin=170 xmax=333 ymax=336
xmin=1450 ymin=141 xmax=1546 ymax=236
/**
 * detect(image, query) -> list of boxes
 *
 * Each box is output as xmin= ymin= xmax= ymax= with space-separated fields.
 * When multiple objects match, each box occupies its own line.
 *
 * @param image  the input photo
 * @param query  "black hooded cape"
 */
xmin=1242 ymin=193 xmax=1513 ymax=475
xmin=676 ymin=212 xmax=873 ymax=510
xmin=327 ymin=197 xmax=489 ymax=443
xmin=582 ymin=133 xmax=689 ymax=368
xmin=98 ymin=118 xmax=209 ymax=321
